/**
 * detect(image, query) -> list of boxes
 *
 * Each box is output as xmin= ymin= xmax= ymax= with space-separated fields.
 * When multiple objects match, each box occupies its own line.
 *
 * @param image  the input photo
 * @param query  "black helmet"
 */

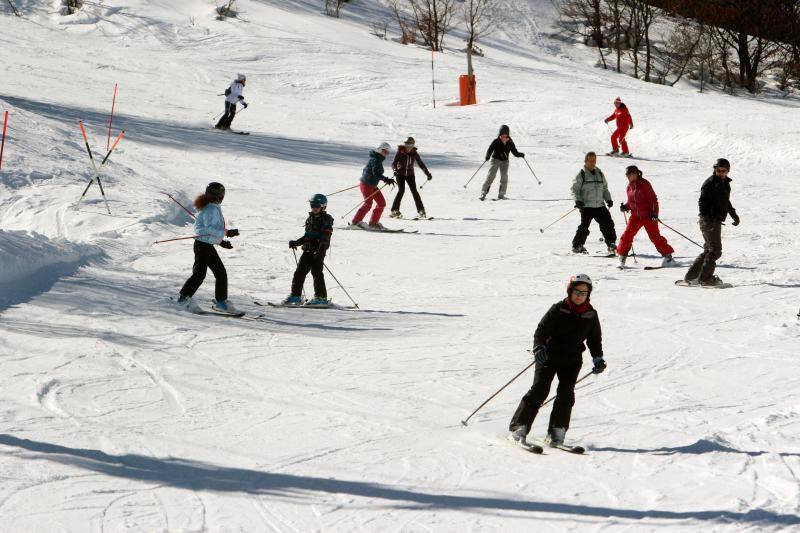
xmin=309 ymin=193 xmax=328 ymax=208
xmin=625 ymin=165 xmax=642 ymax=177
xmin=499 ymin=124 xmax=510 ymax=136
xmin=206 ymin=182 xmax=225 ymax=200
xmin=714 ymin=158 xmax=730 ymax=170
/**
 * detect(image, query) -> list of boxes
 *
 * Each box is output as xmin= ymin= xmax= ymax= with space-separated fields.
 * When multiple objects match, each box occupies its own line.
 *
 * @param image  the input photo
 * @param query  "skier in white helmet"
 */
xmin=508 ymin=274 xmax=607 ymax=450
xmin=215 ymin=73 xmax=248 ymax=131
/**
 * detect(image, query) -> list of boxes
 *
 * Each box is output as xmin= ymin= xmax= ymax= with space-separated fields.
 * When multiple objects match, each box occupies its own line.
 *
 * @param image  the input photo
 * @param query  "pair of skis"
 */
xmin=507 ymin=435 xmax=585 ymax=455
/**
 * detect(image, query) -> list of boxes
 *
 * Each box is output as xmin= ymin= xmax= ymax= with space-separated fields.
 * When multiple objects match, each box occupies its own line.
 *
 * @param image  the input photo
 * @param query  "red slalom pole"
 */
xmin=0 ymin=111 xmax=8 ymax=171
xmin=107 ymin=83 xmax=118 ymax=151
xmin=161 ymin=192 xmax=196 ymax=219
xmin=153 ymin=234 xmax=210 ymax=245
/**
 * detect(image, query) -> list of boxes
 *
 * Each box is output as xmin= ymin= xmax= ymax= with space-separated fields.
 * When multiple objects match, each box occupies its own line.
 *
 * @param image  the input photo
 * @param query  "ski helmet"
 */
xmin=625 ymin=165 xmax=642 ymax=178
xmin=404 ymin=136 xmax=416 ymax=148
xmin=309 ymin=193 xmax=328 ymax=208
xmin=206 ymin=182 xmax=225 ymax=200
xmin=567 ymin=273 xmax=593 ymax=297
xmin=377 ymin=142 xmax=391 ymax=152
xmin=499 ymin=124 xmax=510 ymax=136
xmin=714 ymin=158 xmax=730 ymax=170
xmin=236 ymin=73 xmax=246 ymax=82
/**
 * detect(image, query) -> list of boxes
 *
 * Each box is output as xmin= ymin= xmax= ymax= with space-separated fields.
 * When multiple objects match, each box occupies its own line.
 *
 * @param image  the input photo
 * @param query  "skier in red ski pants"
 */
xmin=604 ymin=97 xmax=634 ymax=156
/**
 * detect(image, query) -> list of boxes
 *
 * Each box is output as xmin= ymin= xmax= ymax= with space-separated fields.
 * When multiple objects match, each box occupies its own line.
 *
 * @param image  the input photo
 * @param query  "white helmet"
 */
xmin=567 ymin=273 xmax=593 ymax=295
xmin=377 ymin=142 xmax=391 ymax=152
xmin=236 ymin=73 xmax=246 ymax=82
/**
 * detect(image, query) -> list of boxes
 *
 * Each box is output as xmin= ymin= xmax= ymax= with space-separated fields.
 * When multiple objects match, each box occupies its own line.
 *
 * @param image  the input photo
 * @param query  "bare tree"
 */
xmin=624 ymin=0 xmax=657 ymax=81
xmin=325 ymin=0 xmax=348 ymax=18
xmin=558 ymin=0 xmax=608 ymax=68
xmin=603 ymin=0 xmax=628 ymax=73
xmin=713 ymin=26 xmax=780 ymax=93
xmin=391 ymin=1 xmax=417 ymax=44
xmin=409 ymin=0 xmax=456 ymax=52
xmin=61 ymin=0 xmax=83 ymax=15
xmin=464 ymin=0 xmax=494 ymax=78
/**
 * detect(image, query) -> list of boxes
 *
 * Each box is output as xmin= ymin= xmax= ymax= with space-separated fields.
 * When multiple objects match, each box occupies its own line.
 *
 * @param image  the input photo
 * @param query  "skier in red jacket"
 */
xmin=617 ymin=165 xmax=675 ymax=269
xmin=604 ymin=97 xmax=633 ymax=157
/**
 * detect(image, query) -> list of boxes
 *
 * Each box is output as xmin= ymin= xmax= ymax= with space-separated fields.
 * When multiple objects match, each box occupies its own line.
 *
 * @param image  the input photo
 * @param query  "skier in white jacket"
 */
xmin=214 ymin=73 xmax=248 ymax=130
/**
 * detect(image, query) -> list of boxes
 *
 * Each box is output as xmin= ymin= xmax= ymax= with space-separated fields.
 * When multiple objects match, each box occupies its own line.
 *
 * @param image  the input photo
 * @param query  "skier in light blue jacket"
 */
xmin=178 ymin=182 xmax=240 ymax=314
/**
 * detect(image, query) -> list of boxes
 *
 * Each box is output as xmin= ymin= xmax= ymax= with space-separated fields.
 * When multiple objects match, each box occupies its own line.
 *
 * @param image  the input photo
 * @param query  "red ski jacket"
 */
xmin=606 ymin=105 xmax=633 ymax=130
xmin=625 ymin=177 xmax=659 ymax=219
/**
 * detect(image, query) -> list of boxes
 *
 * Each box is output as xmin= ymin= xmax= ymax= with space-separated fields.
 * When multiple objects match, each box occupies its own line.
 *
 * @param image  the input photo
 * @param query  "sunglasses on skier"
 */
xmin=572 ymin=289 xmax=589 ymax=296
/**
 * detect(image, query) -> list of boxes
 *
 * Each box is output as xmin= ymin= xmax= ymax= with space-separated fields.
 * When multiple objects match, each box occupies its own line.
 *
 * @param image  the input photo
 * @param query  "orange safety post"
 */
xmin=459 ymin=75 xmax=477 ymax=106
xmin=0 ymin=111 xmax=8 ymax=171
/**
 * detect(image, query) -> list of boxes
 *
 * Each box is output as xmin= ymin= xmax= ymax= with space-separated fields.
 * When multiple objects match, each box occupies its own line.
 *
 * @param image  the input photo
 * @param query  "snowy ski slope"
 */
xmin=1 ymin=0 xmax=799 ymax=531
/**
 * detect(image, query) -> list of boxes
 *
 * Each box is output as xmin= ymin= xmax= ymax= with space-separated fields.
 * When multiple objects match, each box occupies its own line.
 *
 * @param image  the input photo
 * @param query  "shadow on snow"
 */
xmin=1 ymin=434 xmax=799 ymax=525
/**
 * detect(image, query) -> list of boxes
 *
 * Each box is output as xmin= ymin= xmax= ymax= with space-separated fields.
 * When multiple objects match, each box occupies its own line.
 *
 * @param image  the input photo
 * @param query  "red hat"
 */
xmin=614 ymin=97 xmax=622 ymax=104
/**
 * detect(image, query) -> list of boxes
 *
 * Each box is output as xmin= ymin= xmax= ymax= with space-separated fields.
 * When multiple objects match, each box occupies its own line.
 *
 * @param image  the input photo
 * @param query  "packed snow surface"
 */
xmin=1 ymin=0 xmax=799 ymax=531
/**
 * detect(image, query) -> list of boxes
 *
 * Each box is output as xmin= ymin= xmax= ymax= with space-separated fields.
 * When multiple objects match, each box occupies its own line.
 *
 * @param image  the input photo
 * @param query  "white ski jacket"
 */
xmin=225 ymin=80 xmax=246 ymax=106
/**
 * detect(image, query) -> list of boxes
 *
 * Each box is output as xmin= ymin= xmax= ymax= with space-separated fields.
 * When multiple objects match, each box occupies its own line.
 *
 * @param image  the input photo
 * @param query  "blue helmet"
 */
xmin=309 ymin=193 xmax=328 ymax=208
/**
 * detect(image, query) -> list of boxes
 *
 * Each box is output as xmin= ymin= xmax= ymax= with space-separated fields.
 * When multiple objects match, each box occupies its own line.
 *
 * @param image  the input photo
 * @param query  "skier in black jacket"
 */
xmin=683 ymin=158 xmax=740 ymax=286
xmin=480 ymin=125 xmax=525 ymax=201
xmin=284 ymin=194 xmax=334 ymax=306
xmin=509 ymin=274 xmax=607 ymax=448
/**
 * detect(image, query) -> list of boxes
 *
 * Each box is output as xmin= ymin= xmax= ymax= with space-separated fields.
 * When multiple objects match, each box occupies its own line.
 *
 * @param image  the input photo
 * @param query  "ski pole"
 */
xmin=326 ymin=183 xmax=359 ymax=197
xmin=292 ymin=248 xmax=306 ymax=301
xmin=657 ymin=218 xmax=703 ymax=249
xmin=0 ymin=111 xmax=8 ymax=171
xmin=323 ymin=264 xmax=359 ymax=308
xmin=107 ymin=83 xmax=117 ymax=151
xmin=461 ymin=360 xmax=535 ymax=426
xmin=463 ymin=160 xmax=487 ymax=189
xmin=161 ymin=192 xmax=196 ymax=218
xmin=539 ymin=207 xmax=577 ymax=233
xmin=420 ymin=177 xmax=431 ymax=190
xmin=77 ymin=130 xmax=125 ymax=207
xmin=522 ymin=157 xmax=542 ymax=185
xmin=340 ymin=182 xmax=389 ymax=220
xmin=622 ymin=211 xmax=638 ymax=264
xmin=78 ymin=121 xmax=112 ymax=215
xmin=153 ymin=234 xmax=210 ymax=245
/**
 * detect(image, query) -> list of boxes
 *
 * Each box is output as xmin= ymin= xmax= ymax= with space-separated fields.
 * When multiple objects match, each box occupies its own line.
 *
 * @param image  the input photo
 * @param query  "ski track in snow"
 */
xmin=1 ymin=0 xmax=800 ymax=531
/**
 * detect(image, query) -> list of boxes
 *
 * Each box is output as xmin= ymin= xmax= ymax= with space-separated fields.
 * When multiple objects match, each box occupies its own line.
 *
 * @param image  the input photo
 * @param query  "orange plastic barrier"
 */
xmin=459 ymin=75 xmax=477 ymax=106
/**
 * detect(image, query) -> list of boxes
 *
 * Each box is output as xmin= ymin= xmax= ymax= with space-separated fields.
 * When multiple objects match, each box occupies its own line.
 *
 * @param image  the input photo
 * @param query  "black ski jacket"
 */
xmin=295 ymin=212 xmax=334 ymax=252
xmin=485 ymin=137 xmax=523 ymax=161
xmin=392 ymin=148 xmax=431 ymax=179
xmin=533 ymin=299 xmax=603 ymax=362
xmin=698 ymin=175 xmax=737 ymax=222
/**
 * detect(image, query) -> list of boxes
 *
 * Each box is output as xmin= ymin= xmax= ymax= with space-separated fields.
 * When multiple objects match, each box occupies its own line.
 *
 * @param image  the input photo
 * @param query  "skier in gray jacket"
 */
xmin=570 ymin=152 xmax=617 ymax=254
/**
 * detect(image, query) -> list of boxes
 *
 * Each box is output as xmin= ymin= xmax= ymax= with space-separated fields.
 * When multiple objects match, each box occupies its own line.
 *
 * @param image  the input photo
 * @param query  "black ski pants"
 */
xmin=180 ymin=240 xmax=228 ymax=301
xmin=509 ymin=359 xmax=582 ymax=435
xmin=685 ymin=216 xmax=722 ymax=282
xmin=572 ymin=206 xmax=616 ymax=247
xmin=215 ymin=101 xmax=237 ymax=129
xmin=391 ymin=175 xmax=425 ymax=213
xmin=291 ymin=250 xmax=327 ymax=298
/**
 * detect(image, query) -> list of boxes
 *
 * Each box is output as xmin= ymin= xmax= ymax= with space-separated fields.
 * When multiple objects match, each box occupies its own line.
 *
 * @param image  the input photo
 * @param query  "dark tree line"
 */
xmin=558 ymin=0 xmax=800 ymax=94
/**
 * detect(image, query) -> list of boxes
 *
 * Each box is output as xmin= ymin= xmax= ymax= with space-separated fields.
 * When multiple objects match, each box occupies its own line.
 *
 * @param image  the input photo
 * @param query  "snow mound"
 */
xmin=0 ymin=229 xmax=103 ymax=308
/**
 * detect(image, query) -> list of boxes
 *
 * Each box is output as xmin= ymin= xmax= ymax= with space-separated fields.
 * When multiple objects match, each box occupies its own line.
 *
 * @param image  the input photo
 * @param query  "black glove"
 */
xmin=383 ymin=178 xmax=397 ymax=186
xmin=289 ymin=240 xmax=300 ymax=249
xmin=242 ymin=102 xmax=248 ymax=109
xmin=220 ymin=240 xmax=233 ymax=249
xmin=731 ymin=211 xmax=740 ymax=226
xmin=485 ymin=156 xmax=490 ymax=162
xmin=426 ymin=173 xmax=432 ymax=181
xmin=518 ymin=152 xmax=525 ymax=158
xmin=606 ymin=199 xmax=613 ymax=208
xmin=620 ymin=203 xmax=629 ymax=213
xmin=575 ymin=201 xmax=585 ymax=209
xmin=592 ymin=356 xmax=607 ymax=374
xmin=650 ymin=214 xmax=659 ymax=221
xmin=533 ymin=345 xmax=548 ymax=365
xmin=226 ymin=228 xmax=239 ymax=238
xmin=604 ymin=118 xmax=610 ymax=124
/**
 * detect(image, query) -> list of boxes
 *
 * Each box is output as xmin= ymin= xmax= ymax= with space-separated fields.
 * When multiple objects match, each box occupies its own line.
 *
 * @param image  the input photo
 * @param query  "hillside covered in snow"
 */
xmin=1 ymin=0 xmax=799 ymax=531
